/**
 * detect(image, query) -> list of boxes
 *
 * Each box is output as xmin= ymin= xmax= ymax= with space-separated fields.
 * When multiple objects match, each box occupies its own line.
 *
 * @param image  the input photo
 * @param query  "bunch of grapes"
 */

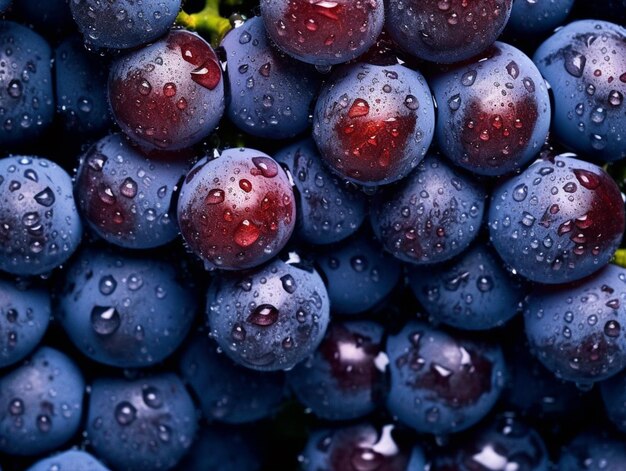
xmin=0 ymin=0 xmax=625 ymax=469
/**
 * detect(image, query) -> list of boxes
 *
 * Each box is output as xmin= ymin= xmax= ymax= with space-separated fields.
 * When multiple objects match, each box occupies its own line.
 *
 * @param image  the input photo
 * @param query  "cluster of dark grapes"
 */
xmin=0 ymin=0 xmax=625 ymax=469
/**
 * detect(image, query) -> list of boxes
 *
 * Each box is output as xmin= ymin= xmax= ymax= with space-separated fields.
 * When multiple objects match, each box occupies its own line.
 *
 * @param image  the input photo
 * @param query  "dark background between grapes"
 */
xmin=0 ymin=0 xmax=624 ymax=469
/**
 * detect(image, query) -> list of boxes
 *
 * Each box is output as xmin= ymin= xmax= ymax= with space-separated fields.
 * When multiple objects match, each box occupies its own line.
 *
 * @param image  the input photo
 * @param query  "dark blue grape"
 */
xmin=175 ymin=425 xmax=262 ymax=471
xmin=489 ymin=154 xmax=624 ymax=284
xmin=408 ymin=244 xmax=525 ymax=330
xmin=524 ymin=264 xmax=626 ymax=383
xmin=26 ymin=450 xmax=110 ymax=471
xmin=385 ymin=0 xmax=513 ymax=63
xmin=109 ymin=29 xmax=224 ymax=151
xmin=507 ymin=0 xmax=574 ymax=35
xmin=386 ymin=321 xmax=506 ymax=435
xmin=0 ymin=1 xmax=10 ymax=13
xmin=371 ymin=154 xmax=486 ymax=265
xmin=0 ymin=278 xmax=49 ymax=369
xmin=312 ymin=62 xmax=435 ymax=186
xmin=601 ymin=369 xmax=626 ymax=433
xmin=87 ymin=373 xmax=197 ymax=471
xmin=179 ymin=334 xmax=285 ymax=424
xmin=54 ymin=36 xmax=111 ymax=137
xmin=533 ymin=20 xmax=626 ymax=162
xmin=0 ymin=347 xmax=84 ymax=455
xmin=274 ymin=138 xmax=366 ymax=245
xmin=260 ymin=0 xmax=384 ymax=67
xmin=75 ymin=133 xmax=190 ymax=249
xmin=443 ymin=414 xmax=550 ymax=471
xmin=0 ymin=21 xmax=54 ymax=148
xmin=70 ymin=0 xmax=181 ymax=50
xmin=505 ymin=336 xmax=590 ymax=420
xmin=430 ymin=42 xmax=551 ymax=176
xmin=314 ymin=231 xmax=402 ymax=315
xmin=287 ymin=320 xmax=385 ymax=421
xmin=300 ymin=423 xmax=426 ymax=471
xmin=178 ymin=148 xmax=296 ymax=271
xmin=207 ymin=257 xmax=330 ymax=371
xmin=558 ymin=434 xmax=626 ymax=471
xmin=222 ymin=17 xmax=321 ymax=139
xmin=0 ymin=156 xmax=82 ymax=276
xmin=56 ymin=247 xmax=197 ymax=368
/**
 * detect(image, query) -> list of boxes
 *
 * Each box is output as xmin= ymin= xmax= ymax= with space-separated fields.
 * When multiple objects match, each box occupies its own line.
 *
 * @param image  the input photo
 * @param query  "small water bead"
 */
xmin=99 ymin=275 xmax=117 ymax=295
xmin=563 ymin=50 xmax=586 ymax=77
xmin=157 ymin=423 xmax=171 ymax=442
xmin=36 ymin=414 xmax=51 ymax=432
xmin=142 ymin=386 xmax=163 ymax=409
xmin=90 ymin=306 xmax=121 ymax=336
xmin=604 ymin=320 xmax=621 ymax=337
xmin=114 ymin=401 xmax=137 ymax=425
xmin=461 ymin=70 xmax=477 ymax=86
xmin=350 ymin=256 xmax=369 ymax=272
xmin=120 ymin=177 xmax=138 ymax=198
xmin=127 ymin=274 xmax=143 ymax=291
xmin=33 ymin=187 xmax=55 ymax=207
xmin=8 ymin=398 xmax=23 ymax=415
xmin=247 ymin=304 xmax=279 ymax=327
xmin=348 ymin=99 xmax=370 ymax=118
xmin=448 ymin=94 xmax=461 ymax=111
xmin=404 ymin=95 xmax=419 ymax=110
xmin=280 ymin=274 xmax=297 ymax=293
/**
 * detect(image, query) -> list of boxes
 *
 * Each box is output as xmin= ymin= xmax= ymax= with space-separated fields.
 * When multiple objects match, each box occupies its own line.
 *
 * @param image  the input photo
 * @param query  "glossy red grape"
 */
xmin=313 ymin=62 xmax=435 ymax=186
xmin=260 ymin=0 xmax=384 ymax=67
xmin=177 ymin=148 xmax=296 ymax=271
xmin=431 ymin=42 xmax=551 ymax=176
xmin=108 ymin=29 xmax=225 ymax=151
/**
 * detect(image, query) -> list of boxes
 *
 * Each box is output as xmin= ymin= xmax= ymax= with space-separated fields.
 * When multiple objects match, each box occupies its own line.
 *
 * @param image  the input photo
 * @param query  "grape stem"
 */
xmin=176 ymin=0 xmax=233 ymax=45
xmin=614 ymin=249 xmax=626 ymax=268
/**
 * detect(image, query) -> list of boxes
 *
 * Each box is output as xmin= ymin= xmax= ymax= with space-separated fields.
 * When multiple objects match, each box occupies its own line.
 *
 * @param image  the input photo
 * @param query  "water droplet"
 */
xmin=350 ymin=256 xmax=368 ymax=272
xmin=120 ymin=177 xmax=138 ymax=198
xmin=348 ymin=99 xmax=370 ymax=118
xmin=114 ymin=401 xmax=137 ymax=425
xmin=24 ymin=169 xmax=38 ymax=182
xmin=190 ymin=59 xmax=222 ymax=90
xmin=157 ymin=423 xmax=171 ymax=442
xmin=461 ymin=70 xmax=477 ymax=86
xmin=247 ymin=304 xmax=279 ymax=326
xmin=90 ymin=306 xmax=121 ymax=336
xmin=605 ymin=320 xmax=621 ymax=338
xmin=239 ymin=31 xmax=251 ymax=44
xmin=138 ymin=79 xmax=152 ymax=95
xmin=234 ymin=219 xmax=260 ymax=247
xmin=280 ymin=274 xmax=297 ymax=293
xmin=8 ymin=398 xmax=23 ymax=415
xmin=99 ymin=275 xmax=117 ymax=295
xmin=251 ymin=156 xmax=279 ymax=178
xmin=563 ymin=50 xmax=586 ymax=77
xmin=609 ymin=90 xmax=623 ymax=107
xmin=36 ymin=414 xmax=51 ymax=432
xmin=512 ymin=184 xmax=528 ymax=201
xmin=142 ymin=386 xmax=163 ymax=409
xmin=573 ymin=168 xmax=600 ymax=189
xmin=163 ymin=82 xmax=177 ymax=98
xmin=127 ymin=274 xmax=143 ymax=291
xmin=205 ymin=188 xmax=225 ymax=205
xmin=447 ymin=94 xmax=461 ymax=111
xmin=34 ymin=187 xmax=55 ymax=207
xmin=7 ymin=79 xmax=22 ymax=98
xmin=506 ymin=61 xmax=519 ymax=79
xmin=259 ymin=62 xmax=271 ymax=77
xmin=476 ymin=276 xmax=493 ymax=292
xmin=239 ymin=179 xmax=252 ymax=192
